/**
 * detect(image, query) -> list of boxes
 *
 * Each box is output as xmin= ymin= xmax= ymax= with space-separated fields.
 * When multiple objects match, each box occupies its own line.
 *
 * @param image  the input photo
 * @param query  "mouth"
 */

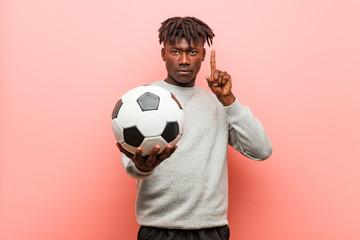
xmin=176 ymin=69 xmax=192 ymax=74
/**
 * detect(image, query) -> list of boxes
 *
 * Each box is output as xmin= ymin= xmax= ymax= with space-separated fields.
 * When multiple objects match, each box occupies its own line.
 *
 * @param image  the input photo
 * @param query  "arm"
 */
xmin=205 ymin=50 xmax=272 ymax=160
xmin=226 ymin=100 xmax=272 ymax=160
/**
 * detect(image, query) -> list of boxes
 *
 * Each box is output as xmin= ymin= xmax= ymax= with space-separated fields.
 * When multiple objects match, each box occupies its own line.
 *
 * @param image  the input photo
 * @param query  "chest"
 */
xmin=180 ymin=92 xmax=228 ymax=141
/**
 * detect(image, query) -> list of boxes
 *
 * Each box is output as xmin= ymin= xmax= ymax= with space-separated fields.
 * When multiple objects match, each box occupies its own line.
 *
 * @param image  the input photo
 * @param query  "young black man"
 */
xmin=117 ymin=16 xmax=272 ymax=240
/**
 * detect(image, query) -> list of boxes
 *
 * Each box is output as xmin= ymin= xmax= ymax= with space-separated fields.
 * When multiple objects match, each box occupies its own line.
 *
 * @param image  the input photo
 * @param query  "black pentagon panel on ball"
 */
xmin=137 ymin=92 xmax=160 ymax=111
xmin=161 ymin=122 xmax=179 ymax=143
xmin=112 ymin=99 xmax=123 ymax=119
xmin=123 ymin=126 xmax=144 ymax=147
xmin=171 ymin=93 xmax=183 ymax=109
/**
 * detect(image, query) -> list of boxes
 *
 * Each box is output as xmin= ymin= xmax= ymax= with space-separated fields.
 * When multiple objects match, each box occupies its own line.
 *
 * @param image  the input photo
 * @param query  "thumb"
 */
xmin=205 ymin=75 xmax=212 ymax=82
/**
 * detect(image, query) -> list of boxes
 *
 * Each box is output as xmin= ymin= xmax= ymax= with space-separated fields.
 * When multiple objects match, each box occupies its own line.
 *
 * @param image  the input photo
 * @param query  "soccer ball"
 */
xmin=111 ymin=85 xmax=184 ymax=156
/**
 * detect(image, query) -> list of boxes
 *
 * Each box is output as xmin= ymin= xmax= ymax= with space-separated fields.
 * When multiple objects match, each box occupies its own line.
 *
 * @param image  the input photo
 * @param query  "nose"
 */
xmin=179 ymin=52 xmax=190 ymax=65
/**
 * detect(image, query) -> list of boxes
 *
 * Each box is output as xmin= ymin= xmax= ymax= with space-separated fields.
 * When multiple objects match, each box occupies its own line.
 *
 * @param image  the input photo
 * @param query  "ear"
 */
xmin=202 ymin=48 xmax=206 ymax=61
xmin=161 ymin=48 xmax=166 ymax=61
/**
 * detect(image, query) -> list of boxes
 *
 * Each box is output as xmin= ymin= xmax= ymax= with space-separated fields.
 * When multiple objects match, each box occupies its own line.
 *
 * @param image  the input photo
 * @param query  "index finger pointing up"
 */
xmin=210 ymin=50 xmax=216 ymax=73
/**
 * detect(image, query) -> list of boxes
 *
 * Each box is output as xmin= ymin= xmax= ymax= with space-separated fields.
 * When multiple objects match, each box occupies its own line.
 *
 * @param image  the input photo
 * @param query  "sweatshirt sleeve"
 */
xmin=121 ymin=153 xmax=154 ymax=179
xmin=225 ymin=99 xmax=272 ymax=160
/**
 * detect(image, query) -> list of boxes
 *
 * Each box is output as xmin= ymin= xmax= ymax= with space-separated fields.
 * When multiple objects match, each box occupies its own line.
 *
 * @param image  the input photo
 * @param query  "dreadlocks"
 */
xmin=158 ymin=16 xmax=215 ymax=47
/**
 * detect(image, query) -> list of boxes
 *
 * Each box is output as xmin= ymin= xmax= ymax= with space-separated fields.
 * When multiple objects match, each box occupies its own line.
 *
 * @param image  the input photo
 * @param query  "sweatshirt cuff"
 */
xmin=224 ymin=98 xmax=249 ymax=121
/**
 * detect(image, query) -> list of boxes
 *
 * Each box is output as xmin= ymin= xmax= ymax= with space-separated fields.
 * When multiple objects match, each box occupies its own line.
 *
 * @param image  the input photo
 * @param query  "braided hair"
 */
xmin=158 ymin=16 xmax=215 ymax=47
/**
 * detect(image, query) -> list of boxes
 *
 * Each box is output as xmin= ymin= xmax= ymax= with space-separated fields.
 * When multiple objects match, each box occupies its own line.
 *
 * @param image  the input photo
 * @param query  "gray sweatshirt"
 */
xmin=121 ymin=80 xmax=272 ymax=229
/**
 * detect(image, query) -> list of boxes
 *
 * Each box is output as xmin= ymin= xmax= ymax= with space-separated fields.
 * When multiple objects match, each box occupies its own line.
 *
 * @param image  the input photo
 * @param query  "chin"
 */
xmin=167 ymin=73 xmax=196 ymax=87
xmin=176 ymin=78 xmax=195 ymax=85
xmin=176 ymin=75 xmax=195 ymax=82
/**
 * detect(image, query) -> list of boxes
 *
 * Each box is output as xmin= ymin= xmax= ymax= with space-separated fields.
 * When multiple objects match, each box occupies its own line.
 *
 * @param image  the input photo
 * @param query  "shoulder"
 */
xmin=150 ymin=80 xmax=164 ymax=86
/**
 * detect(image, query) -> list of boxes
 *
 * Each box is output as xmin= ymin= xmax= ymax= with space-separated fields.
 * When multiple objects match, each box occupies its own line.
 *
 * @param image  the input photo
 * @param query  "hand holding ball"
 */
xmin=111 ymin=85 xmax=184 ymax=157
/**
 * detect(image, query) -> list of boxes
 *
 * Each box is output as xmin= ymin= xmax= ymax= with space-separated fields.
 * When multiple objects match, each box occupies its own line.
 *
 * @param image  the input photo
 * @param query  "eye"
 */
xmin=171 ymin=50 xmax=180 ymax=55
xmin=189 ymin=51 xmax=197 ymax=56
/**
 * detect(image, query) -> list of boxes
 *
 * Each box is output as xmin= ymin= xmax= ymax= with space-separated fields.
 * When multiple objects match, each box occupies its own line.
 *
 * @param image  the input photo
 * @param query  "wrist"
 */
xmin=217 ymin=92 xmax=236 ymax=106
xmin=135 ymin=163 xmax=153 ymax=173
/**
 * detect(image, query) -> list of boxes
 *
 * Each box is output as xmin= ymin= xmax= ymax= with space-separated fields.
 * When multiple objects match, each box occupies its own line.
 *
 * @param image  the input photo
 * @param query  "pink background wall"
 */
xmin=1 ymin=0 xmax=359 ymax=239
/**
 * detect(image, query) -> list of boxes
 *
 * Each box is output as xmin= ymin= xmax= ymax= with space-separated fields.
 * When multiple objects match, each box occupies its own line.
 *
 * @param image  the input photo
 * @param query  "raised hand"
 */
xmin=205 ymin=50 xmax=236 ymax=106
xmin=117 ymin=143 xmax=177 ymax=172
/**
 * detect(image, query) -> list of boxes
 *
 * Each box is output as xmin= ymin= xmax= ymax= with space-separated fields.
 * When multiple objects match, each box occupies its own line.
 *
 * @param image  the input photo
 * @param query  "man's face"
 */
xmin=161 ymin=37 xmax=206 ymax=87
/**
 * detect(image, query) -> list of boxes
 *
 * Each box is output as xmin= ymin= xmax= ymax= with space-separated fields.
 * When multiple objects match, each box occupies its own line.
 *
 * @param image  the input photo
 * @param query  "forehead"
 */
xmin=164 ymin=37 xmax=204 ymax=49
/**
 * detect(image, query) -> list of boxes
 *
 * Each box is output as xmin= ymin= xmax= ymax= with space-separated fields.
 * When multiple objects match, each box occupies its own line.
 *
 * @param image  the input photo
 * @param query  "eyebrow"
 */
xmin=170 ymin=47 xmax=199 ymax=51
